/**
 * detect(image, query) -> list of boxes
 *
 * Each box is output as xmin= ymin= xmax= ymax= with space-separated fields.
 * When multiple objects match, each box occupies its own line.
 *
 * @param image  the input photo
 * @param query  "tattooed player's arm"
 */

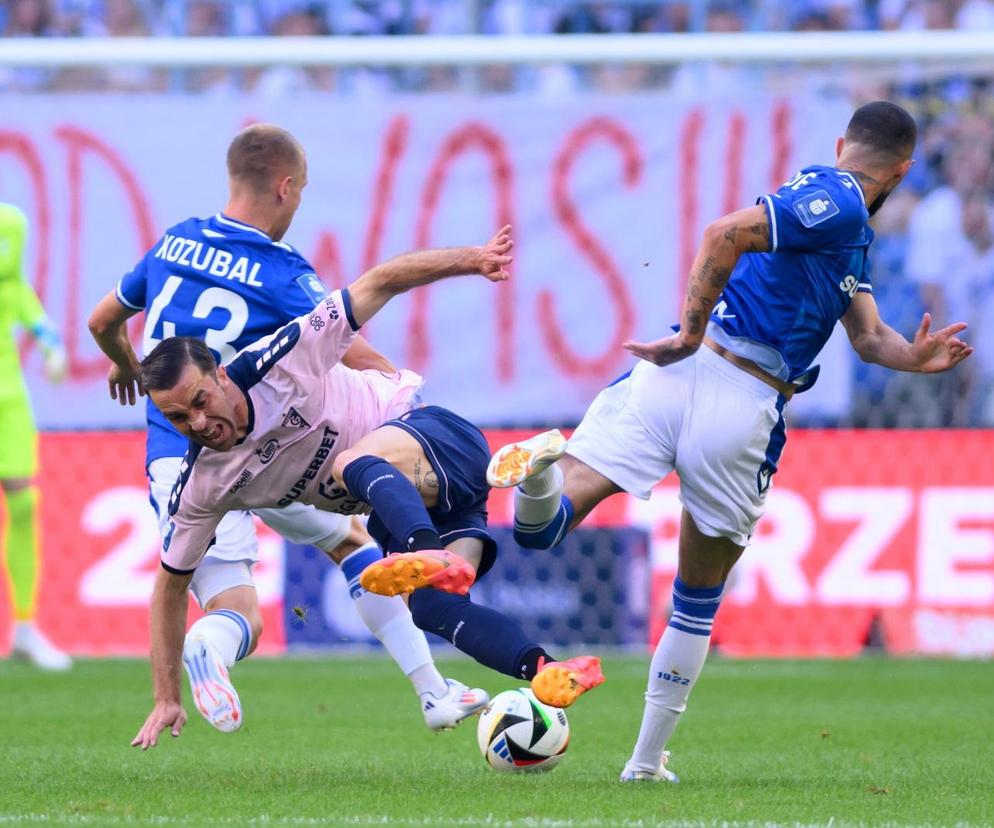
xmin=624 ymin=205 xmax=770 ymax=367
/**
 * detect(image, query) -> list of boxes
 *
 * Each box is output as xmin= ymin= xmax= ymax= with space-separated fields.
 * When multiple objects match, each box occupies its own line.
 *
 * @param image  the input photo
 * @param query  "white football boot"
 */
xmin=182 ymin=634 xmax=243 ymax=733
xmin=421 ymin=679 xmax=490 ymax=731
xmin=11 ymin=622 xmax=72 ymax=671
xmin=486 ymin=429 xmax=568 ymax=489
xmin=620 ymin=752 xmax=680 ymax=783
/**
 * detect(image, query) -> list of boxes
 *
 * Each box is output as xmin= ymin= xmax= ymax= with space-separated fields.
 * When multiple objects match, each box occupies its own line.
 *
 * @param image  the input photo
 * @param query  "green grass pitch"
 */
xmin=1 ymin=655 xmax=991 ymax=827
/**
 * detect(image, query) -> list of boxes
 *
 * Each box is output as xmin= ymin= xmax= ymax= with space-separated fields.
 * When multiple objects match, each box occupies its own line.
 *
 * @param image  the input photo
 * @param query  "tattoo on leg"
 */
xmin=413 ymin=458 xmax=439 ymax=496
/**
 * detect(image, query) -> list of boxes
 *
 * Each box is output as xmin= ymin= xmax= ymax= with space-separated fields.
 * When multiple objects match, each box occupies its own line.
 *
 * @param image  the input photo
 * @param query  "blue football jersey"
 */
xmin=708 ymin=165 xmax=873 ymax=387
xmin=116 ymin=213 xmax=332 ymax=465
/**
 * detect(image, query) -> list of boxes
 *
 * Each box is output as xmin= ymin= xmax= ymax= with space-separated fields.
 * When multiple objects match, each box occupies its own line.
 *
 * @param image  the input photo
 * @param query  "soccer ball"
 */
xmin=476 ymin=688 xmax=570 ymax=772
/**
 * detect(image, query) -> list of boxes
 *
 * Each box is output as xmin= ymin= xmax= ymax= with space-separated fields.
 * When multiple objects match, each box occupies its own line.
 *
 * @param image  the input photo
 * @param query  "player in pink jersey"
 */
xmin=132 ymin=227 xmax=602 ymax=750
xmin=89 ymin=124 xmax=484 ymax=735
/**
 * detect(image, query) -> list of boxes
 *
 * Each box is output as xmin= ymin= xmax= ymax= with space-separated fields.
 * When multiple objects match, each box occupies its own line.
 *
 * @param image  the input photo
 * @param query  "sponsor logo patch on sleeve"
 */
xmin=792 ymin=189 xmax=840 ymax=227
xmin=296 ymin=273 xmax=330 ymax=304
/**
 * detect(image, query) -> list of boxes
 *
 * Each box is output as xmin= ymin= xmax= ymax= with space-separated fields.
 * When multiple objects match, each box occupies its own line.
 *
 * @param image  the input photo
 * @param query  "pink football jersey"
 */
xmin=162 ymin=289 xmax=423 ymax=573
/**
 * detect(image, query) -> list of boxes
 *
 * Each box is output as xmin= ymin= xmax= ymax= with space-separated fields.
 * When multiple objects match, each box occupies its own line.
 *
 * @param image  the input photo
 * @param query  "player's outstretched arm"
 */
xmin=842 ymin=293 xmax=973 ymax=373
xmin=346 ymin=225 xmax=512 ymax=328
xmin=624 ymin=205 xmax=769 ymax=366
xmin=88 ymin=290 xmax=144 ymax=406
xmin=131 ymin=567 xmax=192 ymax=750
xmin=341 ymin=335 xmax=397 ymax=374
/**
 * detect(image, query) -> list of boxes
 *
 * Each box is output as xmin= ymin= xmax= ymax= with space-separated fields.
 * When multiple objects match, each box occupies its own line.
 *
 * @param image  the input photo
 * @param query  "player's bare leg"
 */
xmin=335 ymin=426 xmax=476 ymax=597
xmin=621 ymin=511 xmax=743 ymax=782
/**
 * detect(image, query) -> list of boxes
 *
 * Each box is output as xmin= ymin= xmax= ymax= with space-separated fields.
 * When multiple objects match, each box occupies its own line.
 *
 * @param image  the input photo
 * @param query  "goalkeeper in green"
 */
xmin=0 ymin=202 xmax=70 ymax=670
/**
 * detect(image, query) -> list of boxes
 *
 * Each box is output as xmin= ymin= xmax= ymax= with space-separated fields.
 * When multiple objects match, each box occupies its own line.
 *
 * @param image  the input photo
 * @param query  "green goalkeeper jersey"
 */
xmin=0 ymin=202 xmax=48 ymax=402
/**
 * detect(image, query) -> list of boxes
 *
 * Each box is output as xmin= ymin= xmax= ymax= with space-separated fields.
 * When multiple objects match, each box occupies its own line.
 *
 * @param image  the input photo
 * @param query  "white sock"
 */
xmin=186 ymin=611 xmax=251 ymax=668
xmin=514 ymin=464 xmax=564 ymax=526
xmin=410 ymin=663 xmax=449 ymax=699
xmin=340 ymin=543 xmax=445 ymax=696
xmin=519 ymin=462 xmax=563 ymax=498
xmin=627 ymin=626 xmax=711 ymax=773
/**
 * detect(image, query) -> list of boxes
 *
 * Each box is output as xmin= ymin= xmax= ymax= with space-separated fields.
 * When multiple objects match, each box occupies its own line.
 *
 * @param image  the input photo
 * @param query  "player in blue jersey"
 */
xmin=88 ymin=124 xmax=487 ymax=734
xmin=488 ymin=101 xmax=973 ymax=782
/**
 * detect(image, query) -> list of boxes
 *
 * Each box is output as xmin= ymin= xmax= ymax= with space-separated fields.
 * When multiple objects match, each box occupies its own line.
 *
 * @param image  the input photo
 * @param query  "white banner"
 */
xmin=1 ymin=92 xmax=852 ymax=428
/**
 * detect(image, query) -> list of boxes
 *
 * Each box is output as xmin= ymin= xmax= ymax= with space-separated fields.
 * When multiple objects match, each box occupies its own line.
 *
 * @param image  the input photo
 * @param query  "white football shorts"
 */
xmin=567 ymin=344 xmax=788 ymax=547
xmin=148 ymin=456 xmax=352 ymax=606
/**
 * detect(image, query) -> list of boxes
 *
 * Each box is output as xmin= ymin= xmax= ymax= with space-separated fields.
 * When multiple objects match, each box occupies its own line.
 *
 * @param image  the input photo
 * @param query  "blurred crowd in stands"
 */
xmin=2 ymin=0 xmax=994 ymax=42
xmin=4 ymin=1 xmax=994 ymax=95
xmin=2 ymin=0 xmax=992 ymax=427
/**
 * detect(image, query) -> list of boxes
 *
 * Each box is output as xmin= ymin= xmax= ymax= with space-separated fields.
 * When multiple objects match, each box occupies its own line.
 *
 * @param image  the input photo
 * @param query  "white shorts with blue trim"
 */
xmin=148 ymin=456 xmax=351 ymax=606
xmin=566 ymin=345 xmax=787 ymax=547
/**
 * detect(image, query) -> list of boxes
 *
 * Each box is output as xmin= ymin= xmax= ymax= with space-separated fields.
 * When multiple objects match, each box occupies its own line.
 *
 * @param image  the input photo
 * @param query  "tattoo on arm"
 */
xmin=745 ymin=222 xmax=770 ymax=253
xmin=685 ymin=310 xmax=704 ymax=336
xmin=682 ymin=212 xmax=767 ymax=337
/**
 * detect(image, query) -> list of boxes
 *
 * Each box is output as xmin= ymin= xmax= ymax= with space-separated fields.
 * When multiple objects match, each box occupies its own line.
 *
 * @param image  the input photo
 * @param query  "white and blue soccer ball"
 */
xmin=477 ymin=688 xmax=570 ymax=772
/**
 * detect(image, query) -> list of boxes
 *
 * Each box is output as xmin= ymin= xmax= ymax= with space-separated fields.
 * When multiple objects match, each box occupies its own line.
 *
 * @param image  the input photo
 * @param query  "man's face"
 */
xmin=150 ymin=362 xmax=242 ymax=451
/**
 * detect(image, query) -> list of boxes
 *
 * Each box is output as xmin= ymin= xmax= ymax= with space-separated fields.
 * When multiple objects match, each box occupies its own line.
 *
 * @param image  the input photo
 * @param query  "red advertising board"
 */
xmin=1 ymin=430 xmax=992 ymax=657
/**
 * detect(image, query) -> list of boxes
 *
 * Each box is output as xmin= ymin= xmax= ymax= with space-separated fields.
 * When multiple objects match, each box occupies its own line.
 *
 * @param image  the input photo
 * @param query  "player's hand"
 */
xmin=623 ymin=334 xmax=699 ymax=367
xmin=911 ymin=313 xmax=974 ymax=373
xmin=108 ymin=363 xmax=144 ymax=406
xmin=42 ymin=346 xmax=68 ymax=384
xmin=131 ymin=701 xmax=187 ymax=750
xmin=476 ymin=225 xmax=513 ymax=282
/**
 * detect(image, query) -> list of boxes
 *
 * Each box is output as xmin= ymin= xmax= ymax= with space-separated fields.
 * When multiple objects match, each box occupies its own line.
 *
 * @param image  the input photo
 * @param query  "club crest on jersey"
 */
xmin=282 ymin=407 xmax=310 ymax=429
xmin=309 ymin=312 xmax=325 ymax=332
xmin=256 ymin=439 xmax=279 ymax=464
xmin=295 ymin=273 xmax=329 ymax=304
xmin=793 ymin=190 xmax=840 ymax=227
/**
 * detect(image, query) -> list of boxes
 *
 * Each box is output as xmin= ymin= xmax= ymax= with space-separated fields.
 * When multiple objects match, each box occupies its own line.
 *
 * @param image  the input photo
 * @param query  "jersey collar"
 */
xmin=836 ymin=171 xmax=867 ymax=208
xmin=214 ymin=213 xmax=273 ymax=240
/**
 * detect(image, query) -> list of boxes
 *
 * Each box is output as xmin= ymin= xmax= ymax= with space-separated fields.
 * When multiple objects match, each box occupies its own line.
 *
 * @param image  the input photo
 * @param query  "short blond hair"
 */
xmin=226 ymin=124 xmax=304 ymax=192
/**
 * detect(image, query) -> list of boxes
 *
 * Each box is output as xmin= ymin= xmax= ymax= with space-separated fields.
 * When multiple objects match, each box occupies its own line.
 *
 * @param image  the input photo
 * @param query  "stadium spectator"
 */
xmin=904 ymin=115 xmax=994 ymax=423
xmin=0 ymin=202 xmax=71 ymax=671
xmin=248 ymin=6 xmax=337 ymax=95
xmin=4 ymin=0 xmax=59 ymax=36
xmin=956 ymin=0 xmax=994 ymax=27
xmin=957 ymin=191 xmax=994 ymax=424
xmin=880 ymin=0 xmax=955 ymax=30
xmin=0 ymin=0 xmax=64 ymax=90
xmin=668 ymin=2 xmax=753 ymax=97
xmin=179 ymin=0 xmax=238 ymax=92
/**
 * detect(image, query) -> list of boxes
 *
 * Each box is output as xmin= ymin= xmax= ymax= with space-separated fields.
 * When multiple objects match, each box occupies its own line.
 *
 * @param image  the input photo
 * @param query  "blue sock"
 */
xmin=342 ymin=455 xmax=442 ymax=550
xmin=513 ymin=495 xmax=574 ymax=550
xmin=409 ymin=589 xmax=552 ymax=680
xmin=668 ymin=577 xmax=724 ymax=636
